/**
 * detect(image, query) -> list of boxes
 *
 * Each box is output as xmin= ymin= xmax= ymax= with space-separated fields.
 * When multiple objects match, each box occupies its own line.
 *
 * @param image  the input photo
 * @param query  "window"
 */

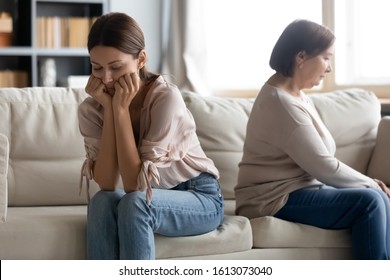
xmin=203 ymin=0 xmax=390 ymax=97
xmin=203 ymin=0 xmax=322 ymax=95
xmin=334 ymin=0 xmax=390 ymax=86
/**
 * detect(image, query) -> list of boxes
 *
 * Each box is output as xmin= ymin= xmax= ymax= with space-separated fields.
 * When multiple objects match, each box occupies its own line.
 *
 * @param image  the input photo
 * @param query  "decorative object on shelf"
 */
xmin=39 ymin=58 xmax=56 ymax=86
xmin=0 ymin=0 xmax=108 ymax=87
xmin=0 ymin=11 xmax=13 ymax=47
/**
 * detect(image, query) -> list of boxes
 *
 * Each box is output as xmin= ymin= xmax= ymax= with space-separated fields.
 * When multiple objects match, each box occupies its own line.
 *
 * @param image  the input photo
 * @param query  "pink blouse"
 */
xmin=78 ymin=76 xmax=219 ymax=203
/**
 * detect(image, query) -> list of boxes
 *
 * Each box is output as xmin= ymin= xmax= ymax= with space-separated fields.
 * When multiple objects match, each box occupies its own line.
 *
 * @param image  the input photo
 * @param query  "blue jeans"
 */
xmin=87 ymin=172 xmax=224 ymax=259
xmin=274 ymin=185 xmax=390 ymax=260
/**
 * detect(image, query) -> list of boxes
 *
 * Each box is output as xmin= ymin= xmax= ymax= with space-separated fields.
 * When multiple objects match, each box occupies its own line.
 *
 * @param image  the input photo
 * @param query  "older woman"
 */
xmin=235 ymin=19 xmax=390 ymax=259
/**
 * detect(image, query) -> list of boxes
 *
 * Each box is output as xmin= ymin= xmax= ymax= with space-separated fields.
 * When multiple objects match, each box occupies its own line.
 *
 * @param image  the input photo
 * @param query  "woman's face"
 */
xmin=299 ymin=45 xmax=334 ymax=89
xmin=89 ymin=46 xmax=139 ymax=95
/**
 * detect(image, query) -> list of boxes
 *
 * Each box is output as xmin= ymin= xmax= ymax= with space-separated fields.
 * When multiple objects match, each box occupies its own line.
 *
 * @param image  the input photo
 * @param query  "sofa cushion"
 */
xmin=0 ymin=207 xmax=252 ymax=260
xmin=155 ymin=215 xmax=252 ymax=259
xmin=309 ymin=88 xmax=380 ymax=173
xmin=181 ymin=91 xmax=253 ymax=199
xmin=367 ymin=117 xmax=390 ymax=184
xmin=0 ymin=133 xmax=9 ymax=222
xmin=251 ymin=216 xmax=352 ymax=248
xmin=0 ymin=87 xmax=99 ymax=206
xmin=0 ymin=206 xmax=88 ymax=259
xmin=182 ymin=88 xmax=380 ymax=201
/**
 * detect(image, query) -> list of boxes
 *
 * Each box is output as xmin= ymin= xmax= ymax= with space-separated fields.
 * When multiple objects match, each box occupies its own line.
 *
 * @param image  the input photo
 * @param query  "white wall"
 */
xmin=109 ymin=0 xmax=162 ymax=72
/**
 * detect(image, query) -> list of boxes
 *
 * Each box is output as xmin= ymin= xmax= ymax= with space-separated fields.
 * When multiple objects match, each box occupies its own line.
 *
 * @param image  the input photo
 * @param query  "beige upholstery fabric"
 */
xmin=0 ymin=87 xmax=254 ymax=259
xmin=0 ymin=206 xmax=252 ymax=260
xmin=251 ymin=216 xmax=352 ymax=248
xmin=182 ymin=88 xmax=380 ymax=258
xmin=0 ymin=87 xmax=99 ymax=207
xmin=155 ymin=215 xmax=252 ymax=259
xmin=309 ymin=88 xmax=381 ymax=173
xmin=183 ymin=88 xmax=380 ymax=198
xmin=0 ymin=206 xmax=88 ymax=260
xmin=0 ymin=87 xmax=383 ymax=259
xmin=0 ymin=133 xmax=8 ymax=222
xmin=182 ymin=91 xmax=253 ymax=199
xmin=367 ymin=117 xmax=390 ymax=184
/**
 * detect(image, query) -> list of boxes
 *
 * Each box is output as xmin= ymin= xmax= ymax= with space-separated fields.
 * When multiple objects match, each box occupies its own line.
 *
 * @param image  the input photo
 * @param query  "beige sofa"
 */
xmin=0 ymin=86 xmax=388 ymax=260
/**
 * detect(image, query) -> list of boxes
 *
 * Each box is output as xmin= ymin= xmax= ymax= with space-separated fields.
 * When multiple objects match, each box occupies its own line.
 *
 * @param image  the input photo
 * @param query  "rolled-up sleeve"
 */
xmin=138 ymin=88 xmax=194 ymax=203
xmin=78 ymin=98 xmax=103 ymax=200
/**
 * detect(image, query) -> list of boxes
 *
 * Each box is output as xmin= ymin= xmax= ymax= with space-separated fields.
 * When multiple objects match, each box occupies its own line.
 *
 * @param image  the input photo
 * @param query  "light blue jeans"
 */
xmin=274 ymin=185 xmax=390 ymax=260
xmin=87 ymin=172 xmax=224 ymax=259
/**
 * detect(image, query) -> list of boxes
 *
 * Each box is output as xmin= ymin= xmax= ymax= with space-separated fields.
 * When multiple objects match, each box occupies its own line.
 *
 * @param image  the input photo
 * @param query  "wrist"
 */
xmin=113 ymin=106 xmax=130 ymax=119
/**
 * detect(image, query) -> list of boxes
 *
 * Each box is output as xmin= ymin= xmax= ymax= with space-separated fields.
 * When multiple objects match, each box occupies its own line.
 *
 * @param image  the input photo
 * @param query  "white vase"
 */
xmin=40 ymin=58 xmax=57 ymax=87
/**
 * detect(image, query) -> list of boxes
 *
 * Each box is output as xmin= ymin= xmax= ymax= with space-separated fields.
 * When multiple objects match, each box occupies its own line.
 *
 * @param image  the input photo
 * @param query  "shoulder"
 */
xmin=145 ymin=76 xmax=184 ymax=107
xmin=79 ymin=96 xmax=101 ymax=112
xmin=257 ymin=84 xmax=311 ymax=125
xmin=258 ymin=84 xmax=300 ymax=107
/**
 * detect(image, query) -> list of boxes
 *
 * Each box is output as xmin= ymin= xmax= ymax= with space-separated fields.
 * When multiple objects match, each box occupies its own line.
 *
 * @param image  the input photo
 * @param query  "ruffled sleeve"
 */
xmin=78 ymin=98 xmax=103 ymax=202
xmin=137 ymin=84 xmax=194 ymax=204
xmin=139 ymin=137 xmax=191 ymax=204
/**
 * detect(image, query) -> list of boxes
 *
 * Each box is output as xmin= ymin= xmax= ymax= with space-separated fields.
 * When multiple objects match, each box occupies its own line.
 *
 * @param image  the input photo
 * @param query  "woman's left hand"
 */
xmin=374 ymin=179 xmax=390 ymax=200
xmin=112 ymin=72 xmax=141 ymax=111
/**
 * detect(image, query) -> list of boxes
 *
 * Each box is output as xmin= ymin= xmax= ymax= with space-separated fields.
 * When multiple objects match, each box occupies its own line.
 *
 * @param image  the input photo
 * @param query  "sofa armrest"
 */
xmin=367 ymin=117 xmax=390 ymax=184
xmin=0 ymin=133 xmax=9 ymax=222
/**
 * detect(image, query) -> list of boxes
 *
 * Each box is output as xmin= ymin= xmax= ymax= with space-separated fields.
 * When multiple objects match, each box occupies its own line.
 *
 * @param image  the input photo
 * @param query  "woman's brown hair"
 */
xmin=88 ymin=12 xmax=158 ymax=84
xmin=269 ymin=19 xmax=335 ymax=77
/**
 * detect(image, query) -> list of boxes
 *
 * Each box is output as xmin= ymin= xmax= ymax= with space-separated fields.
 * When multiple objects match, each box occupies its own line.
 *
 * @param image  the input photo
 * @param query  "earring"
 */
xmin=299 ymin=63 xmax=304 ymax=69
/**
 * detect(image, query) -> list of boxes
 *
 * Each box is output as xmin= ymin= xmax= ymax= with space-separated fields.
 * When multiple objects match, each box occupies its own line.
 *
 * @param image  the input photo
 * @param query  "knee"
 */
xmin=117 ymin=191 xmax=150 ymax=220
xmin=359 ymin=189 xmax=386 ymax=214
xmin=89 ymin=190 xmax=124 ymax=213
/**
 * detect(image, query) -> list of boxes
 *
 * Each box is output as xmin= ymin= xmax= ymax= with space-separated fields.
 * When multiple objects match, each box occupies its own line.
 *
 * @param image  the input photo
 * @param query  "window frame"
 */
xmin=323 ymin=0 xmax=390 ymax=99
xmin=214 ymin=0 xmax=390 ymax=99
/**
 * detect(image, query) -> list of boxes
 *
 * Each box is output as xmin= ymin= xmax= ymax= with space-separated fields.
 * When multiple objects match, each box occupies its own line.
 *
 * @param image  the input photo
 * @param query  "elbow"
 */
xmin=123 ymin=181 xmax=140 ymax=193
xmin=121 ymin=169 xmax=142 ymax=193
xmin=99 ymin=184 xmax=117 ymax=192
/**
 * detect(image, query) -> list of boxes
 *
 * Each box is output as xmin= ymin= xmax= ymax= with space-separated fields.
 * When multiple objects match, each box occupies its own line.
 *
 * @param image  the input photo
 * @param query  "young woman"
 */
xmin=235 ymin=19 xmax=390 ymax=259
xmin=78 ymin=12 xmax=224 ymax=260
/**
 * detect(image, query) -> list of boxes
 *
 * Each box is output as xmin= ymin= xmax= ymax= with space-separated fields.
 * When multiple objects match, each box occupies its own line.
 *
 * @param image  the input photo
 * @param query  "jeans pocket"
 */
xmin=196 ymin=183 xmax=219 ymax=195
xmin=194 ymin=179 xmax=224 ymax=205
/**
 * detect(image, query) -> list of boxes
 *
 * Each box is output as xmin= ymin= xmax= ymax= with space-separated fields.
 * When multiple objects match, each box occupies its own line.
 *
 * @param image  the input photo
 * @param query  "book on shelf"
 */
xmin=36 ymin=16 xmax=95 ymax=48
xmin=68 ymin=17 xmax=90 ymax=48
xmin=0 ymin=12 xmax=12 ymax=33
xmin=0 ymin=12 xmax=13 ymax=47
xmin=0 ymin=71 xmax=28 ymax=87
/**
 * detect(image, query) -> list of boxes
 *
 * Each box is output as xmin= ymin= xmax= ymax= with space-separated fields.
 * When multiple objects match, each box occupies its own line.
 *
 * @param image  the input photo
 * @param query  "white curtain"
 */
xmin=160 ymin=0 xmax=211 ymax=95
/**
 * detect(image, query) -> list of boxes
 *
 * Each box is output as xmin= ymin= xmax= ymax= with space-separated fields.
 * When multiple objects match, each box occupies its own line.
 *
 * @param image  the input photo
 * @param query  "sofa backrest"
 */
xmin=0 ymin=87 xmax=99 ymax=208
xmin=182 ymin=88 xmax=381 ymax=200
xmin=309 ymin=89 xmax=381 ymax=173
xmin=182 ymin=91 xmax=253 ymax=200
xmin=0 ymin=87 xmax=381 ymax=208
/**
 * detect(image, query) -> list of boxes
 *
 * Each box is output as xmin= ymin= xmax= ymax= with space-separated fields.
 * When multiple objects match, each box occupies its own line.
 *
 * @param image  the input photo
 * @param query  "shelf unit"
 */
xmin=0 ymin=0 xmax=109 ymax=87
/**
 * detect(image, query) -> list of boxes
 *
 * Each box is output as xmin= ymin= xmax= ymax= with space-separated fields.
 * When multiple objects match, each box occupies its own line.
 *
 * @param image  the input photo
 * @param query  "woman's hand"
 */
xmin=112 ymin=72 xmax=141 ymax=111
xmin=374 ymin=179 xmax=390 ymax=199
xmin=85 ymin=75 xmax=112 ymax=108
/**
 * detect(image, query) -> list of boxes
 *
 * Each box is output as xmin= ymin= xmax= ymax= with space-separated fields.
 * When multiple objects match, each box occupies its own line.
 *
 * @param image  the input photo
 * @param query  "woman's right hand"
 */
xmin=85 ymin=75 xmax=112 ymax=108
xmin=112 ymin=72 xmax=141 ymax=111
xmin=374 ymin=179 xmax=390 ymax=200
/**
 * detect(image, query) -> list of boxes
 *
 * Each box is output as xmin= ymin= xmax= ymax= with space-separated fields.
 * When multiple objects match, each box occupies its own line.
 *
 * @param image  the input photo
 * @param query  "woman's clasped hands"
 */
xmin=85 ymin=72 xmax=141 ymax=110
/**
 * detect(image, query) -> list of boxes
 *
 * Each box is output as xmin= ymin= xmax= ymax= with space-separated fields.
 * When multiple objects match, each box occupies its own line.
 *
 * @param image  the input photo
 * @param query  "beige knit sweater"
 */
xmin=235 ymin=83 xmax=378 ymax=219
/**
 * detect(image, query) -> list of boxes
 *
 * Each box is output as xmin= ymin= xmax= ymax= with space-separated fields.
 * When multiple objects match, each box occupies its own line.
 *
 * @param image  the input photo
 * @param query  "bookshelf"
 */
xmin=0 ymin=0 xmax=109 ymax=87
